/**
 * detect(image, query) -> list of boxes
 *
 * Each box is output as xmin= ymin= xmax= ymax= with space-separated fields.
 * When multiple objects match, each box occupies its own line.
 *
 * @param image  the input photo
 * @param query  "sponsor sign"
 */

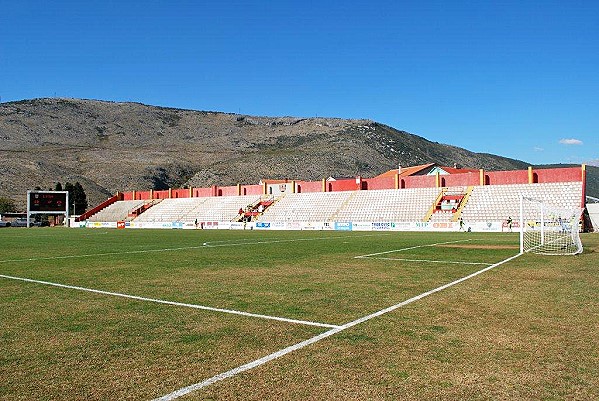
xmin=80 ymin=219 xmax=508 ymax=233
xmin=128 ymin=222 xmax=172 ymax=229
xmin=301 ymin=222 xmax=318 ymax=230
xmin=88 ymin=221 xmax=117 ymax=228
xmin=453 ymin=221 xmax=499 ymax=232
xmin=287 ymin=222 xmax=302 ymax=230
xmin=351 ymin=222 xmax=372 ymax=231
xmin=372 ymin=222 xmax=394 ymax=231
xmin=334 ymin=222 xmax=353 ymax=231
xmin=271 ymin=222 xmax=286 ymax=229
xmin=432 ymin=222 xmax=455 ymax=230
xmin=502 ymin=220 xmax=520 ymax=232
xmin=229 ymin=222 xmax=245 ymax=230
xmin=392 ymin=222 xmax=413 ymax=231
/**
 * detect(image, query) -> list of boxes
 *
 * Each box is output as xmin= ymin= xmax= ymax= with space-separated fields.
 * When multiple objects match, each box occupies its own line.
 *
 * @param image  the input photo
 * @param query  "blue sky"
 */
xmin=1 ymin=1 xmax=597 ymax=166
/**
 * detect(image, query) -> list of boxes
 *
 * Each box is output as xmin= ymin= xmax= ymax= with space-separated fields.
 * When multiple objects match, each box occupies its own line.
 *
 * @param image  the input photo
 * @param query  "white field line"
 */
xmin=354 ymin=238 xmax=473 ymax=259
xmin=0 ymin=231 xmax=109 ymax=239
xmin=0 ymin=247 xmax=207 ymax=264
xmin=152 ymin=251 xmax=523 ymax=401
xmin=0 ymin=233 xmax=389 ymax=264
xmin=204 ymin=233 xmax=389 ymax=248
xmin=0 ymin=274 xmax=340 ymax=329
xmin=367 ymin=257 xmax=492 ymax=266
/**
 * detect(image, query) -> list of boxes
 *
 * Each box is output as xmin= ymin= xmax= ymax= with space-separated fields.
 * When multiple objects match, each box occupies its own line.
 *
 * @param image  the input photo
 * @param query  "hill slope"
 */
xmin=0 ymin=98 xmax=586 ymax=209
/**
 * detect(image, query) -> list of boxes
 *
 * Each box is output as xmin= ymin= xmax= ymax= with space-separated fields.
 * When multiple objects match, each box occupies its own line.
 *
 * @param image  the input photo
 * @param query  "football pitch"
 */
xmin=1 ymin=229 xmax=598 ymax=400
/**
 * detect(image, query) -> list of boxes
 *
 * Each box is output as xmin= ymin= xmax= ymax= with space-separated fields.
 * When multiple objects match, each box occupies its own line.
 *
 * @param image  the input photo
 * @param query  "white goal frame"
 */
xmin=519 ymin=195 xmax=583 ymax=255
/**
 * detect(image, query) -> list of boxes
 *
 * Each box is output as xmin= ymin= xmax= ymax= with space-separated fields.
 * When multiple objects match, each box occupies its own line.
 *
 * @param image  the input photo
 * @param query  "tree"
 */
xmin=73 ymin=182 xmax=88 ymax=215
xmin=0 ymin=197 xmax=17 ymax=213
xmin=54 ymin=182 xmax=63 ymax=191
xmin=63 ymin=182 xmax=88 ymax=215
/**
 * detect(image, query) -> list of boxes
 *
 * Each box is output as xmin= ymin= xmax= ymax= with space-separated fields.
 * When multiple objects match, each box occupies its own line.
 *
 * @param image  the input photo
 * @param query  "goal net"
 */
xmin=519 ymin=195 xmax=583 ymax=255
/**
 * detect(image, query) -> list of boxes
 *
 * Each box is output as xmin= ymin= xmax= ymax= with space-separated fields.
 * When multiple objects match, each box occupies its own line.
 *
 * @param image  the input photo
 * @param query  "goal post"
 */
xmin=519 ymin=195 xmax=583 ymax=255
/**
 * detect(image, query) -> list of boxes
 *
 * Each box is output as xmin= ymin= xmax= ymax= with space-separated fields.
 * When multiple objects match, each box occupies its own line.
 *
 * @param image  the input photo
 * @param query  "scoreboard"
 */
xmin=28 ymin=191 xmax=68 ymax=212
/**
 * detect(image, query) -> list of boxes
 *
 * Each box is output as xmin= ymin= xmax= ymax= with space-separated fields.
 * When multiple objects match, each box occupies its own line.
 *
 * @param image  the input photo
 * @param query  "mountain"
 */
xmin=588 ymin=166 xmax=599 ymax=199
xmin=0 ymin=98 xmax=591 ymax=210
xmin=534 ymin=164 xmax=598 ymax=202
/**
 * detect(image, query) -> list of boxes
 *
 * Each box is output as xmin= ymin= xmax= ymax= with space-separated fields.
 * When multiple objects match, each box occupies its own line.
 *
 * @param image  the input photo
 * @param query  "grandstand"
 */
xmin=134 ymin=195 xmax=262 ymax=223
xmin=460 ymin=182 xmax=583 ymax=223
xmin=263 ymin=192 xmax=354 ymax=222
xmin=88 ymin=199 xmax=149 ymax=222
xmin=77 ymin=164 xmax=589 ymax=232
xmin=322 ymin=187 xmax=439 ymax=223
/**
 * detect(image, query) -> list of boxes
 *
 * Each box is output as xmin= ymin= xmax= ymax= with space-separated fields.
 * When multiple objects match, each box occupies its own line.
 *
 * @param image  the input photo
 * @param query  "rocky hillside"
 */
xmin=588 ymin=165 xmax=599 ymax=199
xmin=1 ymin=98 xmax=590 ymax=210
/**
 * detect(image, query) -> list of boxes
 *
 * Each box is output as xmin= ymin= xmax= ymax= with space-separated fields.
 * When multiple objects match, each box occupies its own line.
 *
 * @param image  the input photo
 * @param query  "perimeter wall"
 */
xmin=116 ymin=166 xmax=585 ymax=205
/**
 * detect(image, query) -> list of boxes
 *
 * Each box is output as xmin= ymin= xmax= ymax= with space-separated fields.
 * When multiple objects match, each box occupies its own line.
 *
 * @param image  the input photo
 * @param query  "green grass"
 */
xmin=1 ymin=228 xmax=598 ymax=400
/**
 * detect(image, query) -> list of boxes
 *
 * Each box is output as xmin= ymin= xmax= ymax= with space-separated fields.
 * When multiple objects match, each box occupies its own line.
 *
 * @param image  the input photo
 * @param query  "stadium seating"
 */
xmin=85 ymin=182 xmax=583 ymax=226
xmin=332 ymin=188 xmax=439 ymax=222
xmin=133 ymin=195 xmax=262 ymax=223
xmin=188 ymin=195 xmax=261 ymax=222
xmin=261 ymin=192 xmax=353 ymax=222
xmin=88 ymin=200 xmax=148 ymax=222
xmin=460 ymin=182 xmax=583 ymax=223
xmin=134 ymin=198 xmax=205 ymax=222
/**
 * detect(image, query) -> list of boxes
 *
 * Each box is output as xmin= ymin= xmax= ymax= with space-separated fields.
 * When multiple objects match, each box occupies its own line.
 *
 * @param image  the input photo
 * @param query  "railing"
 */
xmin=75 ymin=194 xmax=120 ymax=222
xmin=451 ymin=186 xmax=474 ymax=222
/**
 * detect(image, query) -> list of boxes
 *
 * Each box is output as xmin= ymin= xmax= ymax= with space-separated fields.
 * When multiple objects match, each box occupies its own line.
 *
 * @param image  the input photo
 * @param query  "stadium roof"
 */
xmin=375 ymin=163 xmax=478 ymax=179
xmin=261 ymin=163 xmax=479 ymax=184
xmin=259 ymin=179 xmax=290 ymax=185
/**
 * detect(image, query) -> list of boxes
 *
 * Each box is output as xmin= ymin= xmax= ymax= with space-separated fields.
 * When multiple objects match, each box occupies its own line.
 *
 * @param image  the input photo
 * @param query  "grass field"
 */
xmin=1 ymin=228 xmax=598 ymax=400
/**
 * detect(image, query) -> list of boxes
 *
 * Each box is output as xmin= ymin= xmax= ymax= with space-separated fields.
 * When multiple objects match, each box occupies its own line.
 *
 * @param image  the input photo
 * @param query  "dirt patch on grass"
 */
xmin=437 ymin=244 xmax=519 ymax=250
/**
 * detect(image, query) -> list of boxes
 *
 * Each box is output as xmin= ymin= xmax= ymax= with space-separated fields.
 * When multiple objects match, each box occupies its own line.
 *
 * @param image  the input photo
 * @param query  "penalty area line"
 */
xmin=152 ymin=251 xmax=523 ymax=401
xmin=354 ymin=238 xmax=473 ymax=259
xmin=366 ymin=257 xmax=492 ymax=266
xmin=0 ymin=274 xmax=339 ymax=329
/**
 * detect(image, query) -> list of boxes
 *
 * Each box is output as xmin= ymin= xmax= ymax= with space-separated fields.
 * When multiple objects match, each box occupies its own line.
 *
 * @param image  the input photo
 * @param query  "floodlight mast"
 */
xmin=27 ymin=191 xmax=30 ymax=228
xmin=66 ymin=192 xmax=70 ymax=226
